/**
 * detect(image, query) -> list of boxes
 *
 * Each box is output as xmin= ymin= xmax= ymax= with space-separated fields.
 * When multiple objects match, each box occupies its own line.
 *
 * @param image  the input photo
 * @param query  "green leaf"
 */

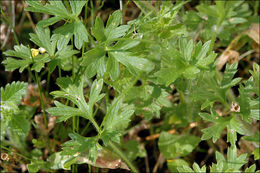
xmin=249 ymin=63 xmax=259 ymax=96
xmin=220 ymin=62 xmax=239 ymax=88
xmin=158 ymin=131 xmax=200 ymax=159
xmin=167 ymin=159 xmax=190 ymax=173
xmin=196 ymin=52 xmax=217 ymax=68
xmin=37 ymin=16 xmax=63 ymax=27
xmin=192 ymin=163 xmax=206 ymax=173
xmin=105 ymin=25 xmax=130 ymax=42
xmin=74 ymin=21 xmax=89 ymax=49
xmin=81 ymin=46 xmax=106 ymax=66
xmin=122 ymin=140 xmax=146 ymax=161
xmin=125 ymin=85 xmax=171 ymax=120
xmin=245 ymin=164 xmax=256 ymax=173
xmin=47 ymin=101 xmax=86 ymax=122
xmin=61 ymin=133 xmax=99 ymax=163
xmin=34 ymin=25 xmax=56 ymax=55
xmin=177 ymin=165 xmax=194 ymax=173
xmin=227 ymin=146 xmax=247 ymax=171
xmin=26 ymin=0 xmax=72 ymax=20
xmin=69 ymin=0 xmax=86 ymax=16
xmin=196 ymin=40 xmax=211 ymax=61
xmin=54 ymin=21 xmax=88 ymax=49
xmin=92 ymin=17 xmax=106 ymax=42
xmin=107 ymin=55 xmax=120 ymax=81
xmin=31 ymin=54 xmax=51 ymax=72
xmin=154 ymin=48 xmax=186 ymax=85
xmin=106 ymin=10 xmax=122 ymax=28
xmin=200 ymin=109 xmax=231 ymax=143
xmin=182 ymin=65 xmax=200 ymax=79
xmin=238 ymin=77 xmax=254 ymax=122
xmin=109 ymin=51 xmax=154 ymax=75
xmin=89 ymin=79 xmax=105 ymax=112
xmin=227 ymin=125 xmax=237 ymax=146
xmin=112 ymin=40 xmax=140 ymax=51
xmin=9 ymin=111 xmax=30 ymax=138
xmin=102 ymin=98 xmax=135 ymax=133
xmin=1 ymin=81 xmax=28 ymax=103
xmin=252 ymin=148 xmax=260 ymax=160
xmin=27 ymin=161 xmax=44 ymax=173
xmin=101 ymin=98 xmax=135 ymax=143
xmin=3 ymin=44 xmax=32 ymax=72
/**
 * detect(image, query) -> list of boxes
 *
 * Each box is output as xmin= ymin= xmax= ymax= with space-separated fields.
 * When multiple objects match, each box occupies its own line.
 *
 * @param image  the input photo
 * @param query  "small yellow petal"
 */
xmin=31 ymin=48 xmax=39 ymax=57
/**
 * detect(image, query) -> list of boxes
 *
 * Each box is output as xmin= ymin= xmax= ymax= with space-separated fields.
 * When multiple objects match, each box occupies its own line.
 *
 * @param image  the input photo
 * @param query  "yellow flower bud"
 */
xmin=31 ymin=48 xmax=39 ymax=57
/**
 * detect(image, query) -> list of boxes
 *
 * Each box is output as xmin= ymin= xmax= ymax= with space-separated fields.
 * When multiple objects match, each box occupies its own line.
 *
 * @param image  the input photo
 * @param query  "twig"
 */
xmin=239 ymin=50 xmax=255 ymax=60
xmin=1 ymin=26 xmax=11 ymax=49
xmin=152 ymin=153 xmax=165 ymax=173
xmin=144 ymin=147 xmax=150 ymax=173
xmin=1 ymin=9 xmax=19 ymax=45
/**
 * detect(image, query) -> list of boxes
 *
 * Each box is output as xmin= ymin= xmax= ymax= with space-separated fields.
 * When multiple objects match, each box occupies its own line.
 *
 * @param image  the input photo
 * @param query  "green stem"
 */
xmin=27 ymin=66 xmax=36 ymax=83
xmin=46 ymin=70 xmax=51 ymax=93
xmin=58 ymin=65 xmax=62 ymax=78
xmin=88 ymin=164 xmax=91 ymax=173
xmin=35 ymin=71 xmax=48 ymax=128
xmin=1 ymin=9 xmax=19 ymax=45
xmin=108 ymin=141 xmax=139 ymax=173
xmin=89 ymin=117 xmax=101 ymax=134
